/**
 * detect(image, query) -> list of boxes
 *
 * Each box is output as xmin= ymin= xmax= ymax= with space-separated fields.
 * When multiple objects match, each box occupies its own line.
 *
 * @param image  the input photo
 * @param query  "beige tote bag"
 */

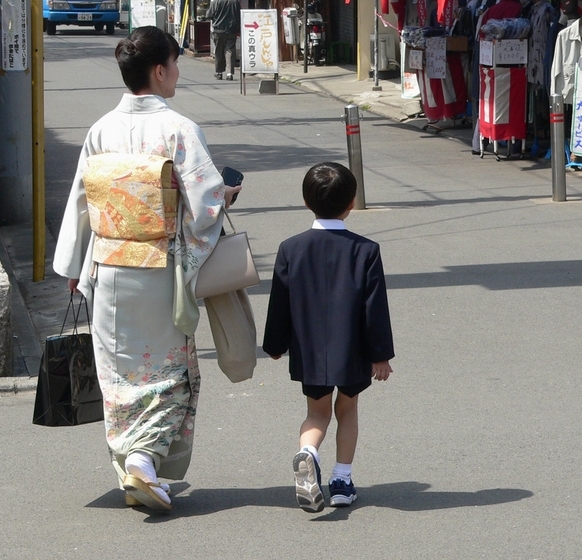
xmin=204 ymin=289 xmax=257 ymax=383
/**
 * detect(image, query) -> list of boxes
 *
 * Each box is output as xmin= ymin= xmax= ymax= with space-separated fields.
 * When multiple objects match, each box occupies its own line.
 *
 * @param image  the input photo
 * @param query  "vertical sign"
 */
xmin=2 ymin=0 xmax=27 ymax=71
xmin=131 ymin=0 xmax=156 ymax=29
xmin=571 ymin=64 xmax=582 ymax=157
xmin=241 ymin=9 xmax=278 ymax=74
xmin=400 ymin=41 xmax=420 ymax=99
xmin=425 ymin=36 xmax=446 ymax=79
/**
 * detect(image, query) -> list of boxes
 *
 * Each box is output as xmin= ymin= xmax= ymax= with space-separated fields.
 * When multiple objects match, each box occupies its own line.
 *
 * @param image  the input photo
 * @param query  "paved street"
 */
xmin=2 ymin=29 xmax=582 ymax=559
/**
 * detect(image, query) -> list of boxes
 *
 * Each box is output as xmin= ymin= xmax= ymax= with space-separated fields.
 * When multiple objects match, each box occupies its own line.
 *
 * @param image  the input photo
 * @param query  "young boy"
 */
xmin=262 ymin=162 xmax=395 ymax=513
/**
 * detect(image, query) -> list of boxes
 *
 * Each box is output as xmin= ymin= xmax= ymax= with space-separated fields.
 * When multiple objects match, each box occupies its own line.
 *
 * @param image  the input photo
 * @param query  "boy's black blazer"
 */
xmin=262 ymin=229 xmax=395 ymax=387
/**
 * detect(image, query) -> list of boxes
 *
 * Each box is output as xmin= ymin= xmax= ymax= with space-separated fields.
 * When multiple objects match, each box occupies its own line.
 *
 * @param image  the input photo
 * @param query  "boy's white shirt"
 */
xmin=312 ymin=219 xmax=346 ymax=230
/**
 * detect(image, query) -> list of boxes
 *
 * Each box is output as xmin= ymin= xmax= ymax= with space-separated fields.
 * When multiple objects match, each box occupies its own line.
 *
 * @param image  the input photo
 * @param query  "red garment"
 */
xmin=481 ymin=0 xmax=523 ymax=26
xmin=479 ymin=66 xmax=527 ymax=140
xmin=417 ymin=53 xmax=468 ymax=121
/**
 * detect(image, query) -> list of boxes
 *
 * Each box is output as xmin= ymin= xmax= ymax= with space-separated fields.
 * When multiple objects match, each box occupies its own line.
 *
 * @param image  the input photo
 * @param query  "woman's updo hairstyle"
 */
xmin=115 ymin=26 xmax=180 ymax=93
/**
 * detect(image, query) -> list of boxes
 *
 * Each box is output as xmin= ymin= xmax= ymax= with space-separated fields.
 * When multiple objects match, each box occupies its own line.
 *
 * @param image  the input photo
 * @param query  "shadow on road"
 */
xmin=85 ymin=481 xmax=533 ymax=521
xmin=385 ymin=260 xmax=582 ymax=291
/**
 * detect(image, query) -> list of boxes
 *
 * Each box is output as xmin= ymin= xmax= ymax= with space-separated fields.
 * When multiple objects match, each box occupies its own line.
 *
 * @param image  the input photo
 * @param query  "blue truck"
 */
xmin=43 ymin=0 xmax=120 ymax=35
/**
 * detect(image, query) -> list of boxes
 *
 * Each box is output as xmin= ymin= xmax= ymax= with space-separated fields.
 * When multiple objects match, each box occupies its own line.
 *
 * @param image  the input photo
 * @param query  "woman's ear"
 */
xmin=154 ymin=63 xmax=166 ymax=83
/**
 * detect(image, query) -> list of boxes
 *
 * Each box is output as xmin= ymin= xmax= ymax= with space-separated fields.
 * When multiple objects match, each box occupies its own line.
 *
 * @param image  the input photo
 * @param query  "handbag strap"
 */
xmin=222 ymin=208 xmax=237 ymax=234
xmin=60 ymin=292 xmax=91 ymax=336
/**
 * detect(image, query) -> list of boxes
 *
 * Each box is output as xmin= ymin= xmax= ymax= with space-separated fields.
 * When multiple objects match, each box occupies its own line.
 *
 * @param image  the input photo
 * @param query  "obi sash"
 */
xmin=83 ymin=153 xmax=178 ymax=268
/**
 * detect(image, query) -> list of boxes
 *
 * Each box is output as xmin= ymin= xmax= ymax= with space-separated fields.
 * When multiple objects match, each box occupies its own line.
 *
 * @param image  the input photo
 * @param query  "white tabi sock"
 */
xmin=125 ymin=451 xmax=170 ymax=504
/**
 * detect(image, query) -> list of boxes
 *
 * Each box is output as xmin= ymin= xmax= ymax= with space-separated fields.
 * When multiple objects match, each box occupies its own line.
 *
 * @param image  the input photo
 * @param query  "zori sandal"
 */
xmin=123 ymin=474 xmax=172 ymax=511
xmin=125 ymin=483 xmax=171 ymax=507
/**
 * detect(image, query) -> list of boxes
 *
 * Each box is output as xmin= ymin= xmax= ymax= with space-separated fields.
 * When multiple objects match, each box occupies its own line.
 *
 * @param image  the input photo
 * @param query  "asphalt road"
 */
xmin=2 ymin=28 xmax=582 ymax=559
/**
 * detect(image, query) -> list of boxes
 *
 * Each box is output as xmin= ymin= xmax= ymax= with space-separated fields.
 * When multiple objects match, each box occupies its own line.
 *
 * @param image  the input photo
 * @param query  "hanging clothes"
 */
xmin=527 ymin=0 xmax=556 ymax=86
xmin=480 ymin=0 xmax=523 ymax=25
xmin=550 ymin=18 xmax=582 ymax=104
xmin=418 ymin=53 xmax=468 ymax=121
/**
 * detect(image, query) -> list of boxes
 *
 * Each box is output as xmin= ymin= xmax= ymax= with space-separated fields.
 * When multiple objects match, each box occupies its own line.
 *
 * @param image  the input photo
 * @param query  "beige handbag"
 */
xmin=195 ymin=210 xmax=260 ymax=299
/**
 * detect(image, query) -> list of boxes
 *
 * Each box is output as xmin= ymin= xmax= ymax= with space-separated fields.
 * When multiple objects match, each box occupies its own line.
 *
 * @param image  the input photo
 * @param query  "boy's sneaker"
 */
xmin=292 ymin=450 xmax=324 ymax=513
xmin=329 ymin=478 xmax=357 ymax=507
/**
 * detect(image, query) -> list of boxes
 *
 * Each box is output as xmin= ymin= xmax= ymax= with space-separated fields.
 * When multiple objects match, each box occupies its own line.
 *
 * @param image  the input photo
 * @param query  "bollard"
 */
xmin=343 ymin=104 xmax=366 ymax=210
xmin=550 ymin=94 xmax=567 ymax=202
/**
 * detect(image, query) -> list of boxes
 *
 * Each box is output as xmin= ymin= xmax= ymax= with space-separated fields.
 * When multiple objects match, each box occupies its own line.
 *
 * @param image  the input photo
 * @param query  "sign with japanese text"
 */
xmin=241 ymin=9 xmax=278 ymax=74
xmin=131 ymin=0 xmax=156 ymax=29
xmin=408 ymin=49 xmax=423 ymax=71
xmin=479 ymin=40 xmax=527 ymax=66
xmin=400 ymin=41 xmax=420 ymax=99
xmin=2 ymin=0 xmax=27 ymax=71
xmin=572 ymin=64 xmax=582 ymax=156
xmin=425 ymin=37 xmax=446 ymax=79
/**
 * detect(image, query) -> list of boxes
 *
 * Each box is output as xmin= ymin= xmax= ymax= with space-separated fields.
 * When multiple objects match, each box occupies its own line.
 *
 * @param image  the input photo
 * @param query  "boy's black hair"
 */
xmin=115 ymin=26 xmax=180 ymax=94
xmin=302 ymin=162 xmax=357 ymax=219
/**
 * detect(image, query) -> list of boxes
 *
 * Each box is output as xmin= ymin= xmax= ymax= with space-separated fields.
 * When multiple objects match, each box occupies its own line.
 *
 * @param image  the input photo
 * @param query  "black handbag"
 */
xmin=32 ymin=293 xmax=104 ymax=426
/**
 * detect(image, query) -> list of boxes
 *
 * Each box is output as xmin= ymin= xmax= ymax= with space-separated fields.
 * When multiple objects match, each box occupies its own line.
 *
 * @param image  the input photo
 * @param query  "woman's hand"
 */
xmin=68 ymin=278 xmax=80 ymax=293
xmin=224 ymin=185 xmax=242 ymax=209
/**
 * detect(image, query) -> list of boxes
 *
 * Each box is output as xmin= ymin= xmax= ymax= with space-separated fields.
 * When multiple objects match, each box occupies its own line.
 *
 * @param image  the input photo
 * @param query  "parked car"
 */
xmin=43 ymin=0 xmax=120 ymax=35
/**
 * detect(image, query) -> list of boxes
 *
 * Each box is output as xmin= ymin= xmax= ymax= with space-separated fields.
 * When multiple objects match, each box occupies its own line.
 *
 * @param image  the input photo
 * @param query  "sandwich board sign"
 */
xmin=240 ymin=9 xmax=279 ymax=95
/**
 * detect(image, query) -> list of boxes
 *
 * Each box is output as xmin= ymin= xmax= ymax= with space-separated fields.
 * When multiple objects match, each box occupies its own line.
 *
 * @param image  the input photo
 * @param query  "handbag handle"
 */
xmin=222 ymin=208 xmax=237 ymax=235
xmin=60 ymin=292 xmax=91 ymax=336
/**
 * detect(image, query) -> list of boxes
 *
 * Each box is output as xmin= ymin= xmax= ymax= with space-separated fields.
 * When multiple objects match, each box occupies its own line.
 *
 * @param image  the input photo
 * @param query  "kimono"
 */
xmin=53 ymin=94 xmax=225 ymax=481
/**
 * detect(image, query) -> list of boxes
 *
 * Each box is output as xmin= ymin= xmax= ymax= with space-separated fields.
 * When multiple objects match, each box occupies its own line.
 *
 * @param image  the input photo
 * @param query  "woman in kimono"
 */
xmin=53 ymin=26 xmax=241 ymax=511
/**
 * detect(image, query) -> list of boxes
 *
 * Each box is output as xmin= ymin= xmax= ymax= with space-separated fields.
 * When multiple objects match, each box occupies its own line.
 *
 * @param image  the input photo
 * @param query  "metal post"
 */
xmin=31 ymin=0 xmax=46 ymax=281
xmin=373 ymin=0 xmax=379 ymax=88
xmin=303 ymin=0 xmax=308 ymax=73
xmin=550 ymin=94 xmax=566 ymax=202
xmin=343 ymin=104 xmax=366 ymax=210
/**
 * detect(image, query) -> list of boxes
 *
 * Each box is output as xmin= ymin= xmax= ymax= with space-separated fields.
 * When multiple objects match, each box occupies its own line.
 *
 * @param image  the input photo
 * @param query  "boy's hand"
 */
xmin=372 ymin=360 xmax=392 ymax=381
xmin=270 ymin=355 xmax=282 ymax=360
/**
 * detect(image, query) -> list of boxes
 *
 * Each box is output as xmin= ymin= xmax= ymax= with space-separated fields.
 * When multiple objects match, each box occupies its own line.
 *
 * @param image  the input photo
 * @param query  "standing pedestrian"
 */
xmin=53 ymin=26 xmax=241 ymax=512
xmin=205 ymin=0 xmax=241 ymax=80
xmin=262 ymin=162 xmax=395 ymax=513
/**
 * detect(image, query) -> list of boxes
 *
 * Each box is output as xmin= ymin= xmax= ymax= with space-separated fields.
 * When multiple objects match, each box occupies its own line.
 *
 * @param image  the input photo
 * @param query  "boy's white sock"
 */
xmin=301 ymin=445 xmax=320 ymax=464
xmin=330 ymin=462 xmax=352 ymax=484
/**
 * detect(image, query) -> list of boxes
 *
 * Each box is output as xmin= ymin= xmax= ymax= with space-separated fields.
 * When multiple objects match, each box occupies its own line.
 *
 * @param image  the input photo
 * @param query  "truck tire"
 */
xmin=106 ymin=23 xmax=115 ymax=35
xmin=94 ymin=23 xmax=104 ymax=31
xmin=46 ymin=21 xmax=57 ymax=35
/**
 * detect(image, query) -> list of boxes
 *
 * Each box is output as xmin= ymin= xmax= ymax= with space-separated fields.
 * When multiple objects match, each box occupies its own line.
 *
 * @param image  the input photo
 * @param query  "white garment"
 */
xmin=54 ymin=94 xmax=226 ymax=334
xmin=550 ymin=19 xmax=582 ymax=104
xmin=312 ymin=219 xmax=347 ymax=230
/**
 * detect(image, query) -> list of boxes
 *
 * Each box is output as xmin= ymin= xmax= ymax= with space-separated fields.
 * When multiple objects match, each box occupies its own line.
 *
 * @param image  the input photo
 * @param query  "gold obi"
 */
xmin=83 ymin=153 xmax=179 ymax=268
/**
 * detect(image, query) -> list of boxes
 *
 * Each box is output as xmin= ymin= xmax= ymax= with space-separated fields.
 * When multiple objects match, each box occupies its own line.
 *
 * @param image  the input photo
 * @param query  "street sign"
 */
xmin=240 ymin=9 xmax=278 ymax=74
xmin=1 ymin=0 xmax=27 ymax=71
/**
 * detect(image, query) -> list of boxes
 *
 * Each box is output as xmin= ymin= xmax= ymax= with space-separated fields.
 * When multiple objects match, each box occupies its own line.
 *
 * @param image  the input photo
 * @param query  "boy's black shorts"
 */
xmin=302 ymin=379 xmax=372 ymax=400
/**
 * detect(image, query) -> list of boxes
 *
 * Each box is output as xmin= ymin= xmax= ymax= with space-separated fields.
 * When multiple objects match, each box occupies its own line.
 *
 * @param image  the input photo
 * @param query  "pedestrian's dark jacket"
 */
xmin=262 ymin=228 xmax=395 ymax=387
xmin=205 ymin=0 xmax=241 ymax=34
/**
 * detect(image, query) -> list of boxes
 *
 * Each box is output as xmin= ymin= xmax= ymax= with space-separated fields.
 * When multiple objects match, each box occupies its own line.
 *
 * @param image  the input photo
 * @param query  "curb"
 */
xmin=0 ymin=376 xmax=37 ymax=395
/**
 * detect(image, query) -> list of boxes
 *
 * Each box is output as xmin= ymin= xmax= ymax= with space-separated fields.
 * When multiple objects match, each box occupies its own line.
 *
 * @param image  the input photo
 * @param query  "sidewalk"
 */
xmin=268 ymin=60 xmax=474 ymax=145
